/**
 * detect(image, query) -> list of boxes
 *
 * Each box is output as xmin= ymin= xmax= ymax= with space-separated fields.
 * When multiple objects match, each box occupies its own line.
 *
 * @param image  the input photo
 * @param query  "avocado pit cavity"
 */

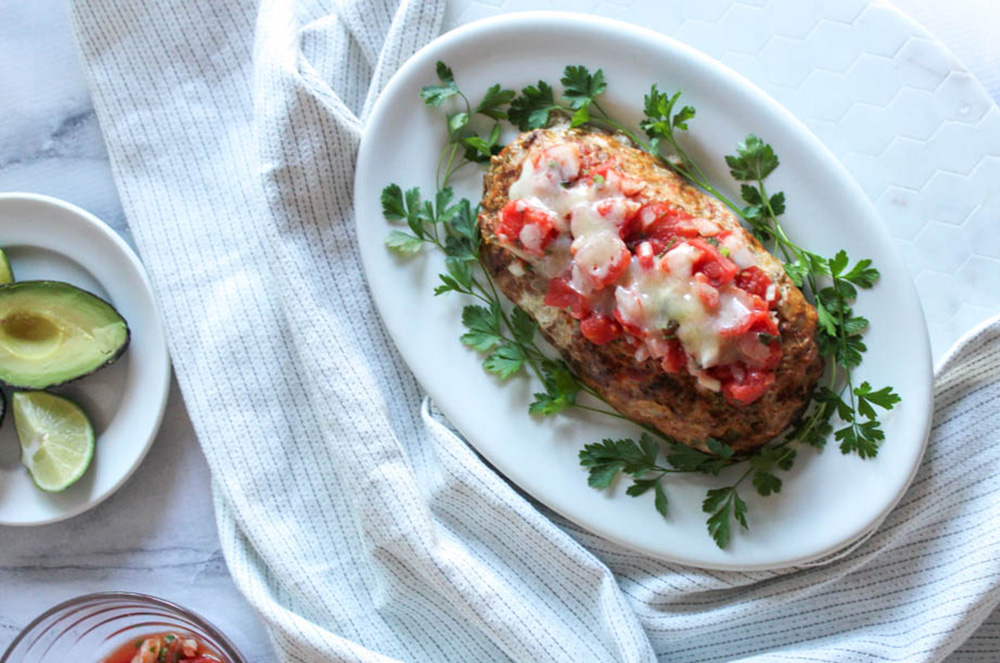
xmin=0 ymin=311 xmax=64 ymax=360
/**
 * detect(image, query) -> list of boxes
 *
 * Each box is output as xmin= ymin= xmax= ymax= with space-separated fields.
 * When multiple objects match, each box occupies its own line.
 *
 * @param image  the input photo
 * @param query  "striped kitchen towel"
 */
xmin=71 ymin=0 xmax=1000 ymax=660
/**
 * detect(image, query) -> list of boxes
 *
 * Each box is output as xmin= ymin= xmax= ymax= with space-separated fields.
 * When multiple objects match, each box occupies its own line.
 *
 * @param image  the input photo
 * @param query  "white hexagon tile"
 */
xmin=442 ymin=0 xmax=1000 ymax=361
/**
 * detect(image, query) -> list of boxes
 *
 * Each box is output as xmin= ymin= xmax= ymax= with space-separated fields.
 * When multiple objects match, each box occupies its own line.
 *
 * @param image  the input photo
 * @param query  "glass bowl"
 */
xmin=1 ymin=592 xmax=247 ymax=663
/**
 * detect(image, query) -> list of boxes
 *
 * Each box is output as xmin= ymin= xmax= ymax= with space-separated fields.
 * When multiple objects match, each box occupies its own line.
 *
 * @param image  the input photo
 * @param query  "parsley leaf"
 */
xmin=510 ymin=306 xmax=537 ymax=345
xmin=381 ymin=184 xmax=431 ymax=241
xmin=570 ymin=103 xmax=590 ymax=128
xmin=703 ymin=486 xmax=748 ymax=549
xmin=448 ymin=111 xmax=469 ymax=136
xmin=783 ymin=259 xmax=809 ymax=287
xmin=561 ymin=65 xmax=607 ymax=109
xmin=854 ymin=382 xmax=901 ymax=419
xmin=706 ymin=438 xmax=735 ymax=459
xmin=622 ymin=478 xmax=670 ymax=516
xmin=815 ymin=386 xmax=852 ymax=421
xmin=462 ymin=123 xmax=503 ymax=164
xmin=380 ymin=183 xmax=407 ymax=220
xmin=384 ymin=230 xmax=424 ymax=254
xmin=434 ymin=256 xmax=474 ymax=296
xmin=725 ymin=134 xmax=779 ymax=181
xmin=579 ymin=436 xmax=656 ymax=488
xmin=578 ymin=434 xmax=673 ymax=518
xmin=835 ymin=419 xmax=884 ymax=459
xmin=421 ymin=61 xmax=460 ymax=107
xmin=828 ymin=249 xmax=849 ymax=277
xmin=459 ymin=304 xmax=502 ymax=351
xmin=508 ymin=81 xmax=556 ymax=131
xmin=749 ymin=446 xmax=795 ymax=497
xmin=842 ymin=258 xmax=880 ymax=289
xmin=844 ymin=316 xmax=869 ymax=335
xmin=640 ymin=86 xmax=695 ymax=141
xmin=449 ymin=199 xmax=479 ymax=243
xmin=475 ymin=84 xmax=516 ymax=120
xmin=434 ymin=186 xmax=459 ymax=223
xmin=665 ymin=442 xmax=732 ymax=476
xmin=529 ymin=359 xmax=579 ymax=416
xmin=483 ymin=342 xmax=525 ymax=380
xmin=751 ymin=471 xmax=782 ymax=497
xmin=650 ymin=481 xmax=668 ymax=516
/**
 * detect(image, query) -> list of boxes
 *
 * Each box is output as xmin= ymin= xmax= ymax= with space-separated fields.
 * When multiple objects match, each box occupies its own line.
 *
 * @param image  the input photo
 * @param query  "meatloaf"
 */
xmin=478 ymin=125 xmax=823 ymax=453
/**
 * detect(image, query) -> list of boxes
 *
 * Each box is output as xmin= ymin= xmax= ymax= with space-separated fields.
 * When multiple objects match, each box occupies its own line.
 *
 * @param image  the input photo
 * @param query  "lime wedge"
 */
xmin=13 ymin=391 xmax=95 ymax=492
xmin=0 ymin=248 xmax=14 ymax=284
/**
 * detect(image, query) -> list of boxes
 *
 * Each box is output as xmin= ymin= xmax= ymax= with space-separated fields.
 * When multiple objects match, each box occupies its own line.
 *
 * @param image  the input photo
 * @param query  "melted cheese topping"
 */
xmin=613 ymin=249 xmax=755 ymax=369
xmin=507 ymin=143 xmax=763 ymax=386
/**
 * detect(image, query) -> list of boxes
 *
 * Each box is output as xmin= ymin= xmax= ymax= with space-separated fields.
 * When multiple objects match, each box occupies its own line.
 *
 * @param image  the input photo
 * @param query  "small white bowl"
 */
xmin=0 ymin=193 xmax=170 ymax=526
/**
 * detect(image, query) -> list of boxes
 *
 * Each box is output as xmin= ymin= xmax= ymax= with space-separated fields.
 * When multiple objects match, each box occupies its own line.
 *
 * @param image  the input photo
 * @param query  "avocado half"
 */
xmin=0 ymin=281 xmax=130 ymax=389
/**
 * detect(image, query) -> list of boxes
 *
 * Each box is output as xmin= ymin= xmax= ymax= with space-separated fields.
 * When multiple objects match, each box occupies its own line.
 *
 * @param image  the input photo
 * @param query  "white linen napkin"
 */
xmin=70 ymin=0 xmax=1000 ymax=660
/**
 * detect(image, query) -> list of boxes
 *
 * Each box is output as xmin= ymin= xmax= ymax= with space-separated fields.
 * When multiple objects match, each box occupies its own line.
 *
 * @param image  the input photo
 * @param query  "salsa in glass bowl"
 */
xmin=103 ymin=632 xmax=226 ymax=663
xmin=1 ymin=592 xmax=245 ymax=663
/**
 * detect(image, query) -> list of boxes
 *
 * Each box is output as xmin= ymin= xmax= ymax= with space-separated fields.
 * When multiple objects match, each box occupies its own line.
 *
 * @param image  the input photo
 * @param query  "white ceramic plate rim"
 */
xmin=355 ymin=12 xmax=933 ymax=569
xmin=0 ymin=192 xmax=171 ymax=526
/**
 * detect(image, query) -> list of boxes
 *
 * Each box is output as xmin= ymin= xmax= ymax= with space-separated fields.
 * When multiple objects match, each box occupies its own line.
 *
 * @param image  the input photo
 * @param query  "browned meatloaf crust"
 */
xmin=478 ymin=126 xmax=824 ymax=453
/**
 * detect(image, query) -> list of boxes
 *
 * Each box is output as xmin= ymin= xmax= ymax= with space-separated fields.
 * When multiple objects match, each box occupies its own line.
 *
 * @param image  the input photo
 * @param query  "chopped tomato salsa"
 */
xmin=506 ymin=140 xmax=787 ymax=406
xmin=497 ymin=199 xmax=558 ymax=257
xmin=623 ymin=202 xmax=700 ymax=254
xmin=735 ymin=266 xmax=775 ymax=304
xmin=660 ymin=338 xmax=687 ymax=374
xmin=102 ymin=632 xmax=226 ymax=663
xmin=688 ymin=238 xmax=738 ymax=288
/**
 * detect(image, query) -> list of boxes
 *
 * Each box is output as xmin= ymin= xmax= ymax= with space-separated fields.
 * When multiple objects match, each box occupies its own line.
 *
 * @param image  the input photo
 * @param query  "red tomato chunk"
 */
xmin=660 ymin=338 xmax=688 ymax=374
xmin=544 ymin=277 xmax=589 ymax=320
xmin=688 ymin=238 xmax=738 ymax=288
xmin=623 ymin=202 xmax=700 ymax=253
xmin=722 ymin=368 xmax=776 ymax=406
xmin=580 ymin=314 xmax=623 ymax=345
xmin=497 ymin=200 xmax=559 ymax=257
xmin=735 ymin=266 xmax=774 ymax=304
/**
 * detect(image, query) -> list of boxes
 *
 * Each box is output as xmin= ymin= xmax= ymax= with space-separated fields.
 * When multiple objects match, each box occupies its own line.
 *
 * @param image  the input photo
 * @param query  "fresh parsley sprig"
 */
xmin=382 ymin=167 xmax=629 ymax=424
xmin=421 ymin=62 xmax=515 ymax=186
xmin=579 ymin=435 xmax=671 ymax=517
xmin=382 ymin=61 xmax=900 ymax=549
xmin=719 ymin=139 xmax=899 ymax=464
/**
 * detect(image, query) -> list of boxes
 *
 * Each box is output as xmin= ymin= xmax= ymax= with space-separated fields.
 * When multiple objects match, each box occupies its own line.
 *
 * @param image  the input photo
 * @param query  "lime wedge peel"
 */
xmin=13 ymin=391 xmax=95 ymax=492
xmin=0 ymin=248 xmax=14 ymax=285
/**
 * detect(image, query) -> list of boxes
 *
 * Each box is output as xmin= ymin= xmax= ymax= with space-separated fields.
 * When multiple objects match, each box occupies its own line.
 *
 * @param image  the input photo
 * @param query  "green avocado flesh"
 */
xmin=0 ymin=281 xmax=130 ymax=389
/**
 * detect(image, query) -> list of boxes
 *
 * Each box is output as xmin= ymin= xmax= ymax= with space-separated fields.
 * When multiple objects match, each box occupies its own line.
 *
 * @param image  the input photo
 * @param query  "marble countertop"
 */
xmin=0 ymin=2 xmax=272 ymax=660
xmin=0 ymin=0 xmax=996 ymax=660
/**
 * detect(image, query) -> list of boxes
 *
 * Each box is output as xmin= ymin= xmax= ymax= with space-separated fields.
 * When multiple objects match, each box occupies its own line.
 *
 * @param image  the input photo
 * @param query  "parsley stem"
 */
xmin=573 ymin=403 xmax=633 ymax=422
xmin=441 ymin=142 xmax=460 ymax=189
xmin=473 ymin=267 xmax=548 ymax=384
xmin=733 ymin=465 xmax=754 ymax=489
xmin=591 ymin=99 xmax=611 ymax=120
xmin=831 ymin=276 xmax=862 ymax=438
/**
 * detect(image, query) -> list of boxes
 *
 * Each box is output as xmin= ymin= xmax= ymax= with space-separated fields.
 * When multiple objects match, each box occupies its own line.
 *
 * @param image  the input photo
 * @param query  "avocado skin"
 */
xmin=0 ymin=281 xmax=131 ymax=390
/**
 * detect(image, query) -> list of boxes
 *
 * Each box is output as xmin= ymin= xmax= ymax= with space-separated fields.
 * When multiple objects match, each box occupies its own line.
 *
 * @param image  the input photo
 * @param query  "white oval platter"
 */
xmin=354 ymin=13 xmax=933 ymax=569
